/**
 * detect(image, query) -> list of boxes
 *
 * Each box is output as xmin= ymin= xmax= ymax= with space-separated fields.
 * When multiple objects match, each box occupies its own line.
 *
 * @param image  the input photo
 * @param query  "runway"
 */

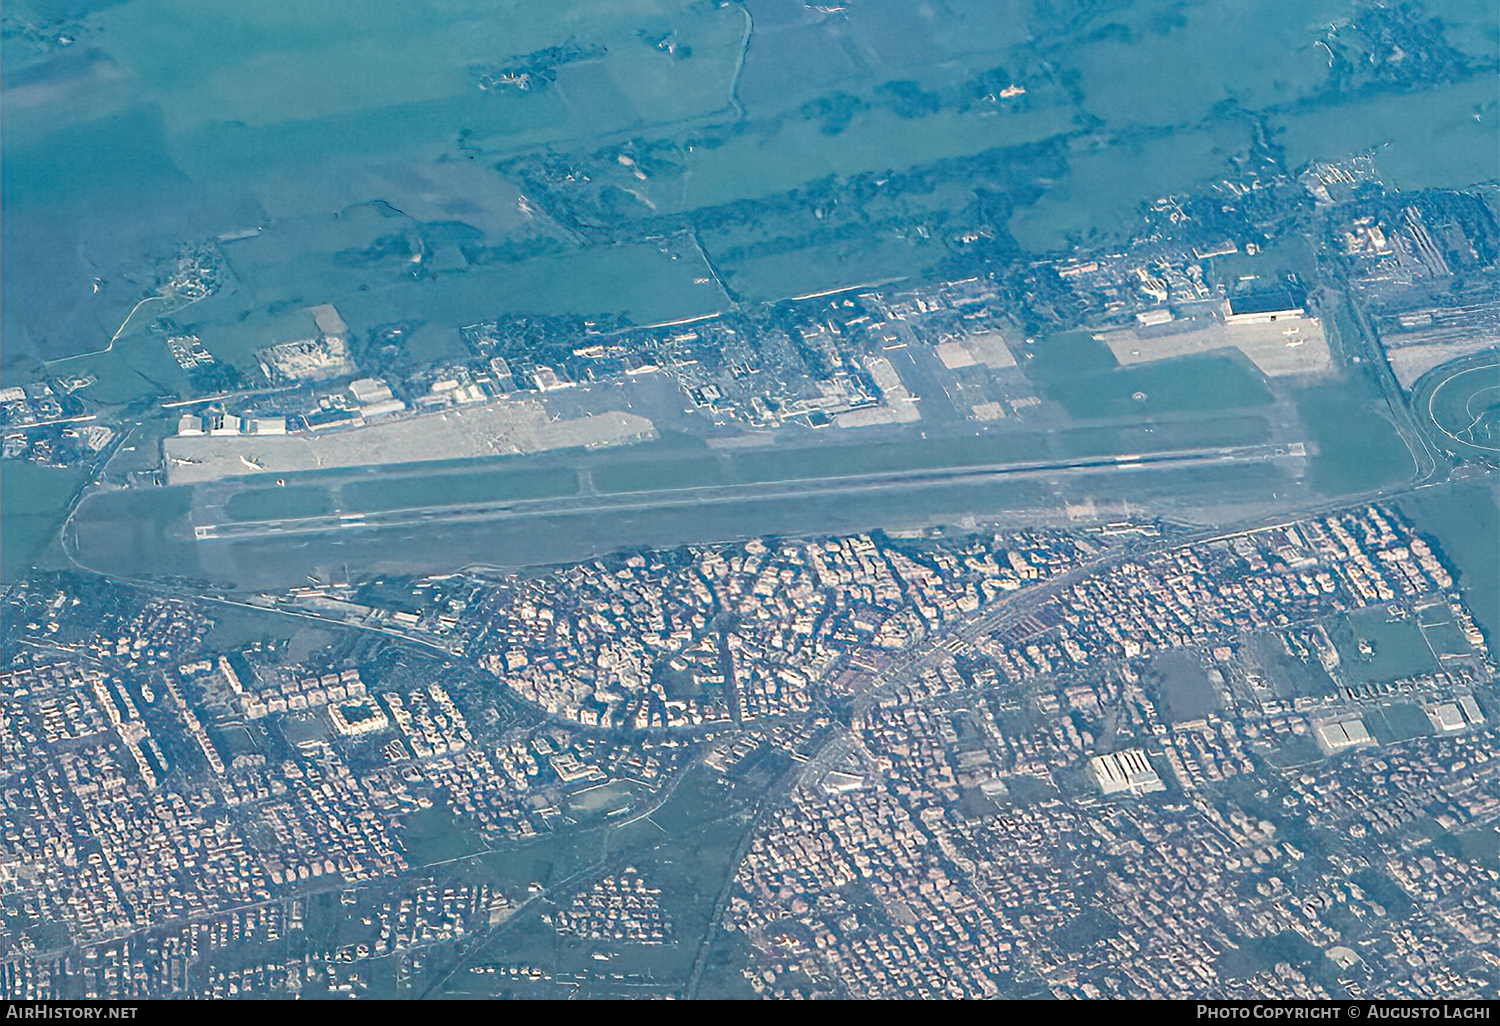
xmin=194 ymin=442 xmax=1306 ymax=542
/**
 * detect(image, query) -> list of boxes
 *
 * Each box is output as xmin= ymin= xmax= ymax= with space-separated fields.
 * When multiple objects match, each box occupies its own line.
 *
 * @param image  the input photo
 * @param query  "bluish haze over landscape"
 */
xmin=1 ymin=0 xmax=1498 ymax=1002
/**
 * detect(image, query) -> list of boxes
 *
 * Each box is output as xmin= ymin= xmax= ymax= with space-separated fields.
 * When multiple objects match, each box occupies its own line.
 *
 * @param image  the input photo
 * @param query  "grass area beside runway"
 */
xmin=339 ymin=467 xmax=581 ymax=512
xmin=596 ymin=415 xmax=1271 ymax=493
xmin=224 ymin=485 xmax=335 ymax=522
xmin=1 ymin=463 xmax=89 ymax=581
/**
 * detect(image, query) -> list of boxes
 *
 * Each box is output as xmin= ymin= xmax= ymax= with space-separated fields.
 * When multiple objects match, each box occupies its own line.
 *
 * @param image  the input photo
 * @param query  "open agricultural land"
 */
xmin=6 ymin=0 xmax=1495 ymax=578
xmin=3 ymin=0 xmax=1498 ymax=1005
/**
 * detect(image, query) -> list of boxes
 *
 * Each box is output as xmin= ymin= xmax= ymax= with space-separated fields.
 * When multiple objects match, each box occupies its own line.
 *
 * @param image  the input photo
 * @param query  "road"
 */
xmin=42 ymin=295 xmax=167 ymax=366
xmin=35 ymin=430 xmax=1467 ymax=999
xmin=1334 ymin=282 xmax=1445 ymax=486
xmin=415 ymin=745 xmax=716 ymax=1000
xmin=675 ymin=487 xmax=1391 ymax=995
xmin=1417 ymin=349 xmax=1500 ymax=460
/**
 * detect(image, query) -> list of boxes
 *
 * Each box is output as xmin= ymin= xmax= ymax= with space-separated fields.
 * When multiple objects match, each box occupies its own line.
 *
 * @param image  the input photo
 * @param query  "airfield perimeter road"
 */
xmin=1334 ymin=281 xmax=1444 ymax=485
xmin=192 ymin=441 xmax=1303 ymax=542
xmin=675 ymin=458 xmax=1487 ymax=997
xmin=37 ymin=282 xmax=1476 ymax=997
xmin=47 ymin=424 xmax=1473 ymax=998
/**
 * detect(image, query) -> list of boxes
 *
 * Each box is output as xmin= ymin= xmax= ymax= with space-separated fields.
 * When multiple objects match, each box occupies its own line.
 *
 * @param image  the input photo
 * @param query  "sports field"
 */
xmin=1417 ymin=350 xmax=1500 ymax=462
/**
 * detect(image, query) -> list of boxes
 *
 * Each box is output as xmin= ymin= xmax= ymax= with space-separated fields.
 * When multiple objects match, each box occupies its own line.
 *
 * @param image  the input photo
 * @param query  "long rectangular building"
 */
xmin=1089 ymin=749 xmax=1165 ymax=795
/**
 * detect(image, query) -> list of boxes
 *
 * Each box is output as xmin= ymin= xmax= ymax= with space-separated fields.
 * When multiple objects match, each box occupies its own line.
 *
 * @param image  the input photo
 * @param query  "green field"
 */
xmin=341 ymin=466 xmax=580 ymax=512
xmin=1062 ymin=0 xmax=1343 ymax=131
xmin=1401 ymin=483 xmax=1500 ymax=647
xmin=219 ymin=204 xmax=400 ymax=307
xmin=338 ymin=241 xmax=727 ymax=331
xmin=199 ymin=604 xmax=343 ymax=654
xmin=1247 ymin=633 xmax=1339 ymax=699
xmin=1422 ymin=619 xmax=1473 ymax=660
xmin=1420 ymin=351 xmax=1500 ymax=460
xmin=1329 ymin=608 xmax=1440 ymax=684
xmin=592 ymin=454 xmax=733 ymax=494
xmin=1294 ymin=380 xmax=1414 ymax=496
xmin=676 ymin=105 xmax=1077 ymax=212
xmin=224 ymin=485 xmax=335 ymax=522
xmin=65 ymin=486 xmax=202 ymax=581
xmin=1 ymin=463 xmax=88 ymax=582
xmin=1215 ymin=932 xmax=1329 ymax=987
xmin=1023 ymin=332 xmax=1273 ymax=421
xmin=401 ymin=805 xmax=493 ymax=868
xmin=1146 ymin=650 xmax=1223 ymax=723
xmin=566 ymin=781 xmax=639 ymax=821
xmin=1010 ymin=122 xmax=1256 ymax=252
xmin=90 ymin=0 xmax=749 ymax=175
xmin=72 ymin=335 xmax=196 ymax=406
xmin=1274 ymin=77 xmax=1499 ymax=192
xmin=1437 ymin=824 xmax=1500 ymax=868
xmin=1363 ymin=703 xmax=1434 ymax=744
xmin=718 ymin=235 xmax=932 ymax=305
xmin=729 ymin=415 xmax=1271 ymax=483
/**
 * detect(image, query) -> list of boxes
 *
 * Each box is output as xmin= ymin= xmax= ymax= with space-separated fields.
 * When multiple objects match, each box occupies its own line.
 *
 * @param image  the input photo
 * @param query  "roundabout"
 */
xmin=1413 ymin=348 xmax=1500 ymax=463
